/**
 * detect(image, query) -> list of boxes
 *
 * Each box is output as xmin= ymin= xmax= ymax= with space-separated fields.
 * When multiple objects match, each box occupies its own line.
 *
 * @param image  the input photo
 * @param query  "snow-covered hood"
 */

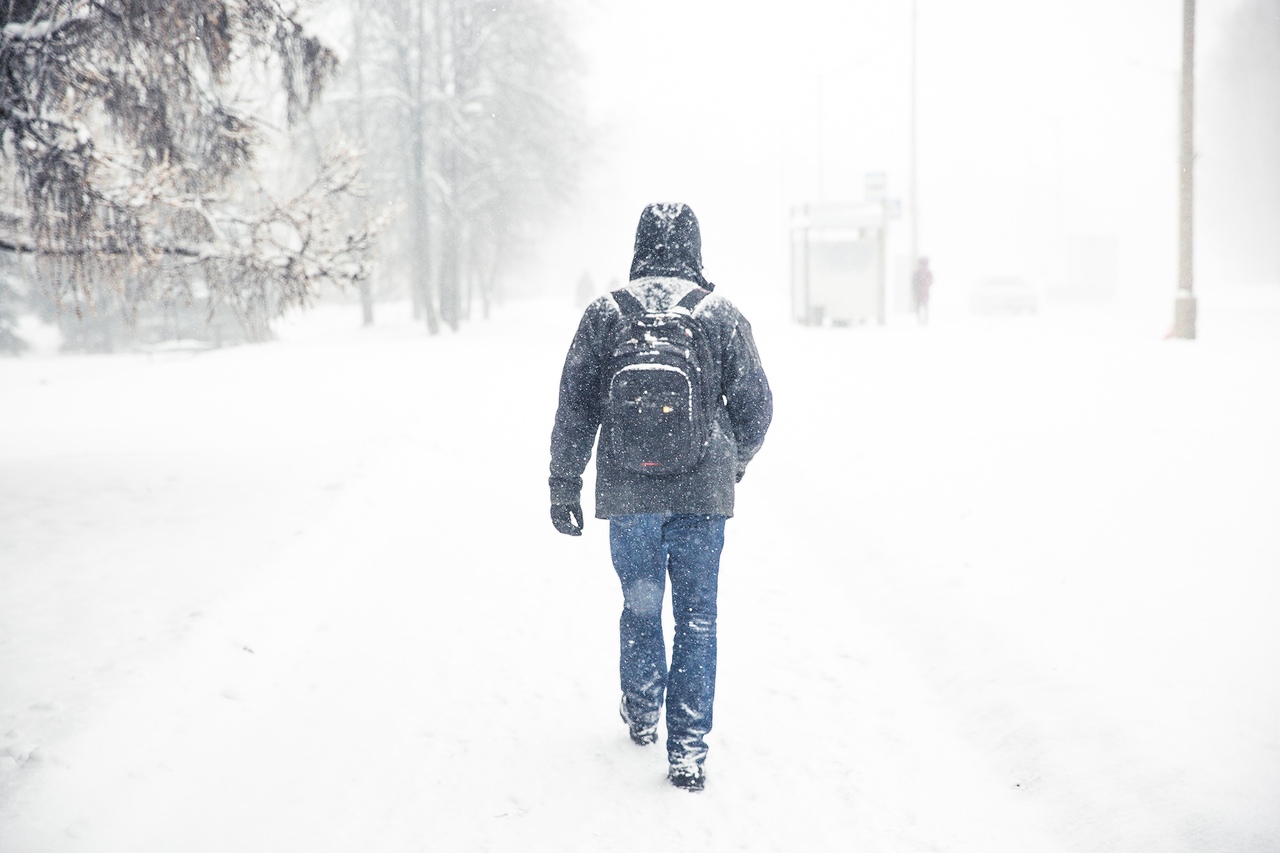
xmin=628 ymin=202 xmax=713 ymax=290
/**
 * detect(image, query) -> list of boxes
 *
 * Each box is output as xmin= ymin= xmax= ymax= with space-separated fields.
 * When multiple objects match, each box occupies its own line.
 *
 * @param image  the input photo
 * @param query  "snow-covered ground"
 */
xmin=1 ymin=285 xmax=1278 ymax=852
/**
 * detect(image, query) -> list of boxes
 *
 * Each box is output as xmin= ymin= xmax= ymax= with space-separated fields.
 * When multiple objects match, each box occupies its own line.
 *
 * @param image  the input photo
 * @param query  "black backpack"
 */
xmin=603 ymin=287 xmax=716 ymax=476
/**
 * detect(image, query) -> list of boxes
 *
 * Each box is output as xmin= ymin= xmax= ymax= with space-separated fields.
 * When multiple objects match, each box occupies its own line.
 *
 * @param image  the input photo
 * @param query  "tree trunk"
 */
xmin=413 ymin=0 xmax=440 ymax=334
xmin=438 ymin=149 xmax=462 ymax=331
xmin=353 ymin=8 xmax=375 ymax=327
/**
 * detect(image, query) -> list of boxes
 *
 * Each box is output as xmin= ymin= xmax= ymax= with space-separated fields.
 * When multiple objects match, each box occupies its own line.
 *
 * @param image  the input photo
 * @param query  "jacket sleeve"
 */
xmin=549 ymin=300 xmax=609 ymax=505
xmin=722 ymin=310 xmax=773 ymax=470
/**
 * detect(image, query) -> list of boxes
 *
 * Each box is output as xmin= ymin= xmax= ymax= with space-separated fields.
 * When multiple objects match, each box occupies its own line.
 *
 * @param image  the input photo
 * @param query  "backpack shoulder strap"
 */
xmin=611 ymin=288 xmax=645 ymax=317
xmin=676 ymin=287 xmax=710 ymax=314
xmin=614 ymin=285 xmax=708 ymax=317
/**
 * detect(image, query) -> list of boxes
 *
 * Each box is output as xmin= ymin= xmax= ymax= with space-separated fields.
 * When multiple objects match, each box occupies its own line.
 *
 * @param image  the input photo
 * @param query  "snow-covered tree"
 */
xmin=0 ymin=0 xmax=377 ymax=347
xmin=317 ymin=0 xmax=586 ymax=333
xmin=437 ymin=0 xmax=585 ymax=324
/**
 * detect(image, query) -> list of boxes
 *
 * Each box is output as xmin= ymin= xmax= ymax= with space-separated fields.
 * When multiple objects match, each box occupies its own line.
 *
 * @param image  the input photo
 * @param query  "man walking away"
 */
xmin=548 ymin=202 xmax=773 ymax=792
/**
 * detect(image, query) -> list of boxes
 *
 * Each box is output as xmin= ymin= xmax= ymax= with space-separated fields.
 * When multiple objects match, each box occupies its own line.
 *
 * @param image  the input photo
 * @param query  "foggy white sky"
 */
xmin=534 ymin=0 xmax=1247 ymax=311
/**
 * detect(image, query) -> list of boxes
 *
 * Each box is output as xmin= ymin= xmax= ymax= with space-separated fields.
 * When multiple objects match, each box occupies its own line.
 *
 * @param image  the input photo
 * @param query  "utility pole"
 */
xmin=815 ymin=73 xmax=825 ymax=201
xmin=909 ymin=0 xmax=919 ymax=274
xmin=1173 ymin=0 xmax=1197 ymax=338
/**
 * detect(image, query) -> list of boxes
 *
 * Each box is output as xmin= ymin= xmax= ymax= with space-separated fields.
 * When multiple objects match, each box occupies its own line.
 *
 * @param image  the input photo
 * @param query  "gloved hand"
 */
xmin=735 ymin=464 xmax=747 ymax=484
xmin=551 ymin=503 xmax=584 ymax=536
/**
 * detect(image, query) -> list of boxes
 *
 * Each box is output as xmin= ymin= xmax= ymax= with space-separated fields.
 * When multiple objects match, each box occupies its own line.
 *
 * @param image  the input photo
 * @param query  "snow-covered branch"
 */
xmin=0 ymin=0 xmax=381 ymax=347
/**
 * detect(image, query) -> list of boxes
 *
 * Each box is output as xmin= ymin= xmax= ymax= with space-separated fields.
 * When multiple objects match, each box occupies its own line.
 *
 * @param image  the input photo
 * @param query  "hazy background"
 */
xmin=3 ymin=4 xmax=1277 ymax=847
xmin=530 ymin=0 xmax=1267 ymax=322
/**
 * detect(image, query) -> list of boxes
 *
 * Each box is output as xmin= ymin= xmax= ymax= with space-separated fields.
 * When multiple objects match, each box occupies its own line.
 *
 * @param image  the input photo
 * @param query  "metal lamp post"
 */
xmin=1173 ymin=0 xmax=1198 ymax=339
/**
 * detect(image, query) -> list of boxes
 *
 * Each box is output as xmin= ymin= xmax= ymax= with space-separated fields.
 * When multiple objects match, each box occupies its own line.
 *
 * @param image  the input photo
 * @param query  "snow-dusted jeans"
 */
xmin=609 ymin=513 xmax=726 ymax=769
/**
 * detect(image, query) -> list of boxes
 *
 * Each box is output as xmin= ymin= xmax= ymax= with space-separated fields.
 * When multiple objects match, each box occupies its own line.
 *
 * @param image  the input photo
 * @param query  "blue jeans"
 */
xmin=609 ymin=513 xmax=726 ymax=768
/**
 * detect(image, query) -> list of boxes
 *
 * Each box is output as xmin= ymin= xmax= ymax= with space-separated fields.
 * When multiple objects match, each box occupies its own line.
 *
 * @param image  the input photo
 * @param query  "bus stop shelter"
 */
xmin=790 ymin=202 xmax=887 ymax=326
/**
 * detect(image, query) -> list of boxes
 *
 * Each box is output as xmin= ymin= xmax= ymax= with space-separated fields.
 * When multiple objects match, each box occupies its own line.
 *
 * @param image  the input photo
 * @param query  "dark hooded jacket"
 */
xmin=549 ymin=203 xmax=773 ymax=518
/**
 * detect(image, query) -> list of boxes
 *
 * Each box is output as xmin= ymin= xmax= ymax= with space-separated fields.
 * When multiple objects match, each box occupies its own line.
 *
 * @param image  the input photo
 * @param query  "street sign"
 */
xmin=865 ymin=172 xmax=887 ymax=203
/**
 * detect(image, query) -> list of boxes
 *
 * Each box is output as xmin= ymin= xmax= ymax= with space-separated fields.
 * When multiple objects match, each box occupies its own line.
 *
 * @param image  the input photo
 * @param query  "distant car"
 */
xmin=970 ymin=276 xmax=1039 ymax=315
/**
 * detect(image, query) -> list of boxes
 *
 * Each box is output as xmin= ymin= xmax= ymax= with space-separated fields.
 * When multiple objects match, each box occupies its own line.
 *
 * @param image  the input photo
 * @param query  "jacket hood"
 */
xmin=628 ymin=202 xmax=713 ymax=289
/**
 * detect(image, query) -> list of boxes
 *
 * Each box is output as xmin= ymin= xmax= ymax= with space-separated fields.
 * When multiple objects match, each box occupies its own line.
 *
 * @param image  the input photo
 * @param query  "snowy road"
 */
xmin=2 ymin=293 xmax=1278 ymax=852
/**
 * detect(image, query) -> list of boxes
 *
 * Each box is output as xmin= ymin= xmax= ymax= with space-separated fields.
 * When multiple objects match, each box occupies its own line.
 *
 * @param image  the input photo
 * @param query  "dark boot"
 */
xmin=667 ymin=763 xmax=706 ymax=792
xmin=618 ymin=696 xmax=658 ymax=746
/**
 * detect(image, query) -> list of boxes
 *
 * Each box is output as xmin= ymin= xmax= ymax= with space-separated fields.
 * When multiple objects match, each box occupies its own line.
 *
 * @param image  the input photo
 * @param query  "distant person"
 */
xmin=913 ymin=256 xmax=933 ymax=324
xmin=575 ymin=271 xmax=595 ymax=306
xmin=548 ymin=202 xmax=773 ymax=792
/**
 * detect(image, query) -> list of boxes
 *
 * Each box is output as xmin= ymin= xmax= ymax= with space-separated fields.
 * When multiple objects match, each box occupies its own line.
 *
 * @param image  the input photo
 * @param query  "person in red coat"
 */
xmin=913 ymin=256 xmax=934 ymax=324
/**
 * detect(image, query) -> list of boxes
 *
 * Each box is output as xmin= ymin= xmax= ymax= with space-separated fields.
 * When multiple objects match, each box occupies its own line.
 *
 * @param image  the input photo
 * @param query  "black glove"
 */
xmin=551 ymin=503 xmax=584 ymax=536
xmin=735 ymin=465 xmax=747 ymax=484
